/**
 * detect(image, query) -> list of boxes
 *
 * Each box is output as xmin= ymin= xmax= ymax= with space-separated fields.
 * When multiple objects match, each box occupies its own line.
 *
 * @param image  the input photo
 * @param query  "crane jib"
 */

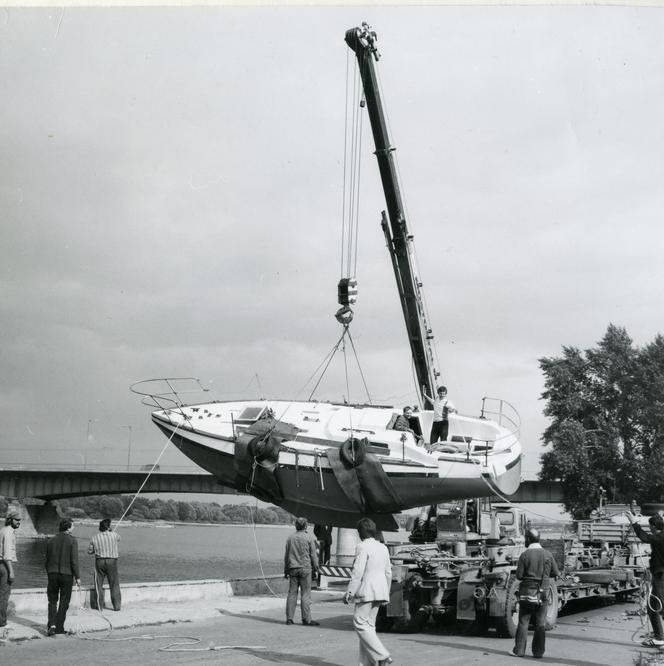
xmin=345 ymin=24 xmax=439 ymax=404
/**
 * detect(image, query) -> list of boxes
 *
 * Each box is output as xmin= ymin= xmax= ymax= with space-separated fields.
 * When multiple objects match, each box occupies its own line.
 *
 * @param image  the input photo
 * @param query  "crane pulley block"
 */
xmin=338 ymin=277 xmax=358 ymax=306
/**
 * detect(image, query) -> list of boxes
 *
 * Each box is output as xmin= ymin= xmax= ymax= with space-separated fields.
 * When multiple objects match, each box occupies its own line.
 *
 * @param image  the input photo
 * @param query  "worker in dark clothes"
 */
xmin=511 ymin=527 xmax=559 ymax=659
xmin=313 ymin=524 xmax=333 ymax=587
xmin=284 ymin=517 xmax=319 ymax=626
xmin=314 ymin=524 xmax=333 ymax=565
xmin=626 ymin=511 xmax=664 ymax=647
xmin=45 ymin=518 xmax=80 ymax=636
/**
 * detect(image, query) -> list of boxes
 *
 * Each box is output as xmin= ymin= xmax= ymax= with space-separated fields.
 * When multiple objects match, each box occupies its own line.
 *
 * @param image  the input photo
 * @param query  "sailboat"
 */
xmin=132 ymin=24 xmax=522 ymax=531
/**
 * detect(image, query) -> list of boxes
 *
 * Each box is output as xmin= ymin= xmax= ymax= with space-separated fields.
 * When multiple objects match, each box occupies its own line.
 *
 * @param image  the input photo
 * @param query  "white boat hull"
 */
xmin=150 ymin=398 xmax=522 ymax=530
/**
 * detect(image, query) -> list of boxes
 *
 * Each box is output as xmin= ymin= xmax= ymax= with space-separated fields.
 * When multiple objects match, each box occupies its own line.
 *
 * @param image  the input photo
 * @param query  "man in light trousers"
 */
xmin=343 ymin=517 xmax=393 ymax=666
xmin=88 ymin=518 xmax=122 ymax=611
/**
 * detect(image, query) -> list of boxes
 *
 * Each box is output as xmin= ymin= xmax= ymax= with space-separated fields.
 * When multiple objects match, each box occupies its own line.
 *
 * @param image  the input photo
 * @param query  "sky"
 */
xmin=2 ymin=5 xmax=664 ymax=498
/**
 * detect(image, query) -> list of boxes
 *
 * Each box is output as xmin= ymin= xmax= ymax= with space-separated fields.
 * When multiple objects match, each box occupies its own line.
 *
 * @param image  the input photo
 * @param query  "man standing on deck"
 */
xmin=423 ymin=386 xmax=456 ymax=447
xmin=284 ymin=517 xmax=319 ymax=626
xmin=45 ymin=518 xmax=80 ymax=635
xmin=0 ymin=509 xmax=21 ymax=628
xmin=626 ymin=511 xmax=664 ymax=648
xmin=88 ymin=518 xmax=122 ymax=611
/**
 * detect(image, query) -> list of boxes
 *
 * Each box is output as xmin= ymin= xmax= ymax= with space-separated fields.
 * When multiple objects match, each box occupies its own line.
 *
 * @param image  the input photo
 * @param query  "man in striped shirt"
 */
xmin=88 ymin=518 xmax=121 ymax=611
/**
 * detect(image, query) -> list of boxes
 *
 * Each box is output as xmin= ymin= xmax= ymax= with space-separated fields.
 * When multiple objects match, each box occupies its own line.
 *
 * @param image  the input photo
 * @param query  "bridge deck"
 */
xmin=0 ymin=470 xmax=560 ymax=503
xmin=0 ymin=470 xmax=237 ymax=500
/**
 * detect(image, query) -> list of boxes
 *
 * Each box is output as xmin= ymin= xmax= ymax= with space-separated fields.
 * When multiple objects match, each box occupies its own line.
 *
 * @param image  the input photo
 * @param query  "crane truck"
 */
xmin=374 ymin=499 xmax=644 ymax=636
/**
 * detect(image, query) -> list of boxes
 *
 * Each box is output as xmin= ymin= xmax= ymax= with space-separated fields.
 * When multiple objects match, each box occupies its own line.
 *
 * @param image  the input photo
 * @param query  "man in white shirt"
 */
xmin=0 ymin=509 xmax=21 ymax=628
xmin=424 ymin=386 xmax=456 ymax=446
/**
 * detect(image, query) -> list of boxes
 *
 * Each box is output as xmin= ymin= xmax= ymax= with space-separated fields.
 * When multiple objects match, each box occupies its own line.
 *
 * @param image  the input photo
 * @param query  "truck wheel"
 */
xmin=376 ymin=605 xmax=395 ymax=632
xmin=494 ymin=576 xmax=520 ymax=638
xmin=544 ymin=580 xmax=558 ymax=630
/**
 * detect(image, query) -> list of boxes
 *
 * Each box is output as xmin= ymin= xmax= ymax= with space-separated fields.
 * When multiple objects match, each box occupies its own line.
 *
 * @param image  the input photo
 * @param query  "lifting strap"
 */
xmin=326 ymin=438 xmax=403 ymax=514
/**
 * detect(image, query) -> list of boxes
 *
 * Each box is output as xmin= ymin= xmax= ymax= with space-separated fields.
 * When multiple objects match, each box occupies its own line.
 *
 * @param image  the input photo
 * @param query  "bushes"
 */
xmin=57 ymin=495 xmax=294 ymax=525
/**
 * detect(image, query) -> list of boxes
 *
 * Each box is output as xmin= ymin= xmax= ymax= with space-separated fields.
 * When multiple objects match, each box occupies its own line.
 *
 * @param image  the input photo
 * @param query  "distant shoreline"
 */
xmin=71 ymin=518 xmax=292 ymax=529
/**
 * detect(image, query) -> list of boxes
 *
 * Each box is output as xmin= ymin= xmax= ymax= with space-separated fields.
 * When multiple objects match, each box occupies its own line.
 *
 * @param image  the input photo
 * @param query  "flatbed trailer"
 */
xmin=321 ymin=500 xmax=645 ymax=637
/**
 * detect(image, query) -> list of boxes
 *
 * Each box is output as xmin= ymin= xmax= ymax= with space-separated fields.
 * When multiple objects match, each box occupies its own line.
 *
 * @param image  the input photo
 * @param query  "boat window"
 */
xmin=236 ymin=406 xmax=266 ymax=423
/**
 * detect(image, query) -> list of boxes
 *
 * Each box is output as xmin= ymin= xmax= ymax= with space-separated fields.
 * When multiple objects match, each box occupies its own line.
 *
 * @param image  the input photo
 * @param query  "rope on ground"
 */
xmin=158 ymin=640 xmax=266 ymax=652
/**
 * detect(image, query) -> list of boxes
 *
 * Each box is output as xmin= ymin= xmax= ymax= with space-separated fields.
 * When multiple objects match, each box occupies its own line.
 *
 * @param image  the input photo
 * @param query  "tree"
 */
xmin=159 ymin=501 xmax=179 ymax=522
xmin=99 ymin=496 xmax=124 ymax=519
xmin=539 ymin=324 xmax=664 ymax=517
xmin=177 ymin=501 xmax=196 ymax=522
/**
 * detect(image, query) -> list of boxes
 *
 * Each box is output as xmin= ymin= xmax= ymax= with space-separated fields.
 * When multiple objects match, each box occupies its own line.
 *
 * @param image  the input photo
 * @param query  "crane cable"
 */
xmin=341 ymin=48 xmax=365 ymax=282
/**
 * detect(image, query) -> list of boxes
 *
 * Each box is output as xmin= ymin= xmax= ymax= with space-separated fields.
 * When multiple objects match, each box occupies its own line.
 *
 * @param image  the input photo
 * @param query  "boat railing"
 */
xmin=479 ymin=396 xmax=521 ymax=439
xmin=130 ymin=378 xmax=210 ymax=412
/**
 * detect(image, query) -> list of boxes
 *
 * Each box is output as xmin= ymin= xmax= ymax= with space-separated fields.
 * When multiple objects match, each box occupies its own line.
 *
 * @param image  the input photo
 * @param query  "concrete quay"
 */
xmin=0 ymin=580 xmax=661 ymax=666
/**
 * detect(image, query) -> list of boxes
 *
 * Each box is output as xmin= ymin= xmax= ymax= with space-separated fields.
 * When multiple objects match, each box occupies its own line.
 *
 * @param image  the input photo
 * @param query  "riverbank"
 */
xmin=1 ymin=582 xmax=659 ymax=665
xmin=1 ymin=575 xmax=304 ymax=644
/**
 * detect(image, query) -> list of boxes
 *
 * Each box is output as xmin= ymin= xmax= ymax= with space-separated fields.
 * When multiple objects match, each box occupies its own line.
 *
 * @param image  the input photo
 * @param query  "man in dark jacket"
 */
xmin=627 ymin=511 xmax=664 ymax=647
xmin=45 ymin=518 xmax=80 ymax=636
xmin=511 ymin=527 xmax=560 ymax=659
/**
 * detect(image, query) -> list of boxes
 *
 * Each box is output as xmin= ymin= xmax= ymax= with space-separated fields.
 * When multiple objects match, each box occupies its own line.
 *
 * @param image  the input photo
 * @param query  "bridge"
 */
xmin=0 ymin=465 xmax=238 ymax=535
xmin=0 ymin=464 xmax=562 ymax=534
xmin=0 ymin=466 xmax=560 ymax=504
xmin=0 ymin=468 xmax=236 ymax=500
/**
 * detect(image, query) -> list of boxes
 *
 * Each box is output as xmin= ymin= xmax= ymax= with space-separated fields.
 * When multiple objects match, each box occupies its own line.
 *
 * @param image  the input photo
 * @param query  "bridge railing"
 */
xmin=0 ymin=463 xmax=208 ymax=474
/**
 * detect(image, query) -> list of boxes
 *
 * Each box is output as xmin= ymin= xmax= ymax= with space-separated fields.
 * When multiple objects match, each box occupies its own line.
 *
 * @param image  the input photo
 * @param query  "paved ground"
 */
xmin=0 ymin=591 xmax=661 ymax=665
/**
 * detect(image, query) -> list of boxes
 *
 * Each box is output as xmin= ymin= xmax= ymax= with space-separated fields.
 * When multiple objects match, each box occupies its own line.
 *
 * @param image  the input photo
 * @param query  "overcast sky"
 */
xmin=2 ymin=6 xmax=664 ymax=486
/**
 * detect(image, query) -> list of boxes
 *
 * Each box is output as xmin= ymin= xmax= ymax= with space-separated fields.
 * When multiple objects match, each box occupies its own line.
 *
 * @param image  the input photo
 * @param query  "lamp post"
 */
xmin=85 ymin=418 xmax=97 ymax=470
xmin=121 ymin=425 xmax=133 ymax=470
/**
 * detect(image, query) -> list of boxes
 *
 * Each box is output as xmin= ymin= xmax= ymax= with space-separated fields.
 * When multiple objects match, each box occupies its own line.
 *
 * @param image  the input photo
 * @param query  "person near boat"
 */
xmin=284 ymin=517 xmax=320 ymax=626
xmin=626 ymin=510 xmax=664 ymax=647
xmin=392 ymin=407 xmax=411 ymax=432
xmin=343 ymin=517 xmax=393 ymax=666
xmin=510 ymin=528 xmax=559 ymax=659
xmin=45 ymin=518 xmax=80 ymax=636
xmin=393 ymin=407 xmax=425 ymax=447
xmin=313 ymin=524 xmax=333 ymax=588
xmin=0 ymin=509 xmax=21 ymax=628
xmin=423 ymin=386 xmax=456 ymax=448
xmin=88 ymin=518 xmax=122 ymax=611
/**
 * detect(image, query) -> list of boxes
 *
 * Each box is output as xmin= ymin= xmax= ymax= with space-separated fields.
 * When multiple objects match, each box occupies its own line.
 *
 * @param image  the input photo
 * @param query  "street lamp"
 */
xmin=121 ymin=425 xmax=133 ymax=470
xmin=85 ymin=418 xmax=97 ymax=470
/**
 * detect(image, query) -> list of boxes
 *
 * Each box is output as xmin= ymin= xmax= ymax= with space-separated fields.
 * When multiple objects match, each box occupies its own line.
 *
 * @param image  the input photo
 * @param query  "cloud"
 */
xmin=1 ymin=7 xmax=663 ymax=478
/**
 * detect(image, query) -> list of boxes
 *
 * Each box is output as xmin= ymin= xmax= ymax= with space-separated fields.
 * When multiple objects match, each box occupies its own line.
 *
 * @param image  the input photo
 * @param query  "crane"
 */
xmin=345 ymin=23 xmax=440 ymax=407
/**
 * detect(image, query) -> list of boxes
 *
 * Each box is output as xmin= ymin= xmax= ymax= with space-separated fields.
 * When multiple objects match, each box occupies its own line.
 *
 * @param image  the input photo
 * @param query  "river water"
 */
xmin=15 ymin=523 xmax=289 ymax=589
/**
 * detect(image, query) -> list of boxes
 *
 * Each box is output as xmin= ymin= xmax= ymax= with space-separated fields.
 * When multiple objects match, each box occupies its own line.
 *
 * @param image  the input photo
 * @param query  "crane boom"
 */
xmin=345 ymin=23 xmax=439 ymax=405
